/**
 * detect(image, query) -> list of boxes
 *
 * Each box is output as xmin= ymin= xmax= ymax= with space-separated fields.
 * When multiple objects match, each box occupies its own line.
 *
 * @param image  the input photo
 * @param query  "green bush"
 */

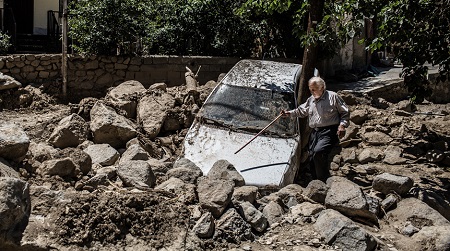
xmin=0 ymin=32 xmax=11 ymax=54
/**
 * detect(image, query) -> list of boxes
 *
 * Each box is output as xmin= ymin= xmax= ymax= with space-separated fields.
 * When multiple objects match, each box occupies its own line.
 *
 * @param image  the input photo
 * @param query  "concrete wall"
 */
xmin=0 ymin=54 xmax=240 ymax=99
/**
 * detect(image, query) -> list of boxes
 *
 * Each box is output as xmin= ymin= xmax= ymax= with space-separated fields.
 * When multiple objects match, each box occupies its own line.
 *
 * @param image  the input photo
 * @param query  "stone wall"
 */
xmin=0 ymin=54 xmax=240 ymax=99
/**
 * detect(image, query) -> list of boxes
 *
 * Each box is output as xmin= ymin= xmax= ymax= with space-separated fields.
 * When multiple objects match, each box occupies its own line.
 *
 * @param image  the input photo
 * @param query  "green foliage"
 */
xmin=68 ymin=0 xmax=153 ymax=55
xmin=363 ymin=0 xmax=450 ymax=103
xmin=238 ymin=0 xmax=367 ymax=60
xmin=143 ymin=0 xmax=258 ymax=57
xmin=0 ymin=32 xmax=11 ymax=54
xmin=68 ymin=0 xmax=260 ymax=57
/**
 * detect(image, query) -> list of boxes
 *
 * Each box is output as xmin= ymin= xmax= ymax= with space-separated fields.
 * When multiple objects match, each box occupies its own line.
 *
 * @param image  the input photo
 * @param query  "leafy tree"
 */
xmin=143 ymin=0 xmax=258 ymax=57
xmin=68 ymin=0 xmax=153 ymax=55
xmin=362 ymin=0 xmax=450 ymax=103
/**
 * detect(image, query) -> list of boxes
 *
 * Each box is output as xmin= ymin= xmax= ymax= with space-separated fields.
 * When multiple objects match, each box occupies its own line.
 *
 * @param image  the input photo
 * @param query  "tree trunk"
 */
xmin=297 ymin=0 xmax=325 ymax=103
xmin=296 ymin=0 xmax=325 ymax=182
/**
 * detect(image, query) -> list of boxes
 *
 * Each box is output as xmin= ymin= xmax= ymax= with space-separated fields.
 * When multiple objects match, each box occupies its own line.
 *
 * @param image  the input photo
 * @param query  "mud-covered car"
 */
xmin=183 ymin=59 xmax=308 ymax=186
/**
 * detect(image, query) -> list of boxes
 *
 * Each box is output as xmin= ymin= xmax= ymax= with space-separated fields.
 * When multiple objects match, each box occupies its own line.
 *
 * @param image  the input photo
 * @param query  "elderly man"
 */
xmin=282 ymin=76 xmax=349 ymax=182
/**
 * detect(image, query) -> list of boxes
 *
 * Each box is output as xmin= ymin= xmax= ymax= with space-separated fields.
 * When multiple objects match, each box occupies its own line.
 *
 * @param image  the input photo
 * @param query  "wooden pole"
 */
xmin=61 ymin=0 xmax=68 ymax=98
xmin=234 ymin=114 xmax=283 ymax=154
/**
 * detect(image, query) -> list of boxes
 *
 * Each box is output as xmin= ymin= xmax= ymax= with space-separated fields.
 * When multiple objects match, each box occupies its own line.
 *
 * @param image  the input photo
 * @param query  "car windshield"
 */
xmin=199 ymin=84 xmax=297 ymax=137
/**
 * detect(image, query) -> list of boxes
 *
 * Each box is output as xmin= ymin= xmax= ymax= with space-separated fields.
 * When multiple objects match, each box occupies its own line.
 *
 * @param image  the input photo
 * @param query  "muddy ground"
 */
xmin=0 ymin=81 xmax=449 ymax=251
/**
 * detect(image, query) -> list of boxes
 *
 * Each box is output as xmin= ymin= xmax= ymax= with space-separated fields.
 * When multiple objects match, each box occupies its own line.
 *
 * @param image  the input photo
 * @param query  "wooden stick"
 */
xmin=234 ymin=113 xmax=283 ymax=154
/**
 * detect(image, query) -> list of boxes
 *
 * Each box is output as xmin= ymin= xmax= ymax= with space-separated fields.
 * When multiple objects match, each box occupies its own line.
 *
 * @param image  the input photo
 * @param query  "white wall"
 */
xmin=0 ymin=1 xmax=3 ymax=8
xmin=34 ymin=0 xmax=59 ymax=34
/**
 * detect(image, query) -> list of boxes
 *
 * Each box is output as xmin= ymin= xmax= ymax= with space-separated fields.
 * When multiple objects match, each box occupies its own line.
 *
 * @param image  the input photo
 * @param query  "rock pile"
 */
xmin=0 ymin=78 xmax=449 ymax=251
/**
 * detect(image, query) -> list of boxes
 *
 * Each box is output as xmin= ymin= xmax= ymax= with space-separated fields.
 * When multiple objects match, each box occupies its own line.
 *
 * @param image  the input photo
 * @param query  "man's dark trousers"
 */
xmin=308 ymin=125 xmax=339 ymax=181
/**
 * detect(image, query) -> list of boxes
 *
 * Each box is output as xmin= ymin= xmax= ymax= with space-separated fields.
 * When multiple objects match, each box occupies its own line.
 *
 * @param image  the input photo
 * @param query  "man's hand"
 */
xmin=280 ymin=110 xmax=290 ymax=117
xmin=337 ymin=125 xmax=346 ymax=138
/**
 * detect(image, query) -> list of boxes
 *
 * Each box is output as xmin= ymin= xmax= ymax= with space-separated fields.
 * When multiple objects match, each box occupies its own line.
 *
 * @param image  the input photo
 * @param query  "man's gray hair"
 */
xmin=308 ymin=76 xmax=326 ymax=90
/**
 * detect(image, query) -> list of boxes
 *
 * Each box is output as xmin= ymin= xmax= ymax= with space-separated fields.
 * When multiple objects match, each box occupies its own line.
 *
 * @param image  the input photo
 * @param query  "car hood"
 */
xmin=183 ymin=122 xmax=300 ymax=186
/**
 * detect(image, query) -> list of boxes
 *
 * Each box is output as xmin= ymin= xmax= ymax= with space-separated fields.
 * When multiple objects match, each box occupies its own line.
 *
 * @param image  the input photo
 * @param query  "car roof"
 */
xmin=220 ymin=59 xmax=302 ymax=93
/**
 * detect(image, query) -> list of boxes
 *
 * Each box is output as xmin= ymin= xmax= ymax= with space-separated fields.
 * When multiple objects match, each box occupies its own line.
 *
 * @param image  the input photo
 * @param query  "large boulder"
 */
xmin=137 ymin=92 xmax=175 ymax=139
xmin=105 ymin=80 xmax=146 ymax=119
xmin=207 ymin=159 xmax=245 ymax=187
xmin=315 ymin=209 xmax=377 ymax=251
xmin=83 ymin=144 xmax=119 ymax=166
xmin=117 ymin=160 xmax=156 ymax=189
xmin=90 ymin=101 xmax=137 ymax=148
xmin=0 ymin=122 xmax=30 ymax=161
xmin=372 ymin=173 xmax=413 ymax=196
xmin=47 ymin=114 xmax=89 ymax=148
xmin=197 ymin=176 xmax=234 ymax=218
xmin=0 ymin=177 xmax=30 ymax=246
xmin=166 ymin=158 xmax=203 ymax=184
xmin=0 ymin=72 xmax=21 ymax=90
xmin=325 ymin=176 xmax=378 ymax=223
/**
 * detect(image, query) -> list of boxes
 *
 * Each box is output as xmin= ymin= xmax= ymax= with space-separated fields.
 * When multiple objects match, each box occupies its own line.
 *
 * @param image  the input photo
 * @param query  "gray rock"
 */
xmin=290 ymin=202 xmax=325 ymax=217
xmin=362 ymin=131 xmax=392 ymax=146
xmin=304 ymin=179 xmax=328 ymax=204
xmin=350 ymin=109 xmax=368 ymax=125
xmin=207 ymin=159 xmax=245 ymax=187
xmin=137 ymin=92 xmax=175 ymax=139
xmin=262 ymin=200 xmax=285 ymax=226
xmin=416 ymin=188 xmax=450 ymax=221
xmin=83 ymin=144 xmax=119 ymax=166
xmin=315 ymin=209 xmax=377 ymax=251
xmin=373 ymin=173 xmax=413 ymax=196
xmin=47 ymin=114 xmax=89 ymax=148
xmin=56 ymin=147 xmax=92 ymax=175
xmin=400 ymin=221 xmax=420 ymax=236
xmin=149 ymin=82 xmax=167 ymax=91
xmin=90 ymin=101 xmax=137 ymax=148
xmin=105 ymin=80 xmax=146 ymax=118
xmin=387 ymin=198 xmax=450 ymax=227
xmin=0 ymin=177 xmax=30 ymax=246
xmin=95 ymin=166 xmax=117 ymax=180
xmin=167 ymin=158 xmax=203 ymax=184
xmin=147 ymin=158 xmax=172 ymax=174
xmin=358 ymin=148 xmax=384 ymax=164
xmin=383 ymin=145 xmax=408 ymax=165
xmin=340 ymin=122 xmax=360 ymax=145
xmin=27 ymin=142 xmax=58 ymax=163
xmin=214 ymin=208 xmax=253 ymax=243
xmin=0 ymin=158 xmax=19 ymax=178
xmin=0 ymin=122 xmax=30 ymax=161
xmin=193 ymin=212 xmax=215 ymax=238
xmin=83 ymin=173 xmax=109 ymax=190
xmin=341 ymin=148 xmax=359 ymax=164
xmin=0 ymin=72 xmax=21 ymax=90
xmin=117 ymin=160 xmax=156 ymax=188
xmin=232 ymin=186 xmax=258 ymax=204
xmin=412 ymin=225 xmax=450 ymax=251
xmin=237 ymin=201 xmax=268 ymax=232
xmin=325 ymin=176 xmax=378 ymax=223
xmin=120 ymin=143 xmax=150 ymax=163
xmin=40 ymin=158 xmax=77 ymax=177
xmin=381 ymin=194 xmax=399 ymax=212
xmin=155 ymin=177 xmax=196 ymax=204
xmin=197 ymin=177 xmax=234 ymax=218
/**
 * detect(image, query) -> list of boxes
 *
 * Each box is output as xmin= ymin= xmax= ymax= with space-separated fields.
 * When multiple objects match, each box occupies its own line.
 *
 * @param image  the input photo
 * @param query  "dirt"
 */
xmin=1 ymin=84 xmax=449 ymax=251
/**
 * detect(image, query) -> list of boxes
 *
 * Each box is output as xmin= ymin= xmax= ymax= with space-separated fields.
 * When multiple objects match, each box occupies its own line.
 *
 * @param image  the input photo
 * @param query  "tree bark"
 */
xmin=296 ymin=0 xmax=325 ymax=182
xmin=297 ymin=0 xmax=325 ymax=103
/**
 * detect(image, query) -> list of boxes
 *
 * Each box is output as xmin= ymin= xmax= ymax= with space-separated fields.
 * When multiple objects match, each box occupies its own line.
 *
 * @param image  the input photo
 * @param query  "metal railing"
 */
xmin=47 ymin=10 xmax=61 ymax=37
